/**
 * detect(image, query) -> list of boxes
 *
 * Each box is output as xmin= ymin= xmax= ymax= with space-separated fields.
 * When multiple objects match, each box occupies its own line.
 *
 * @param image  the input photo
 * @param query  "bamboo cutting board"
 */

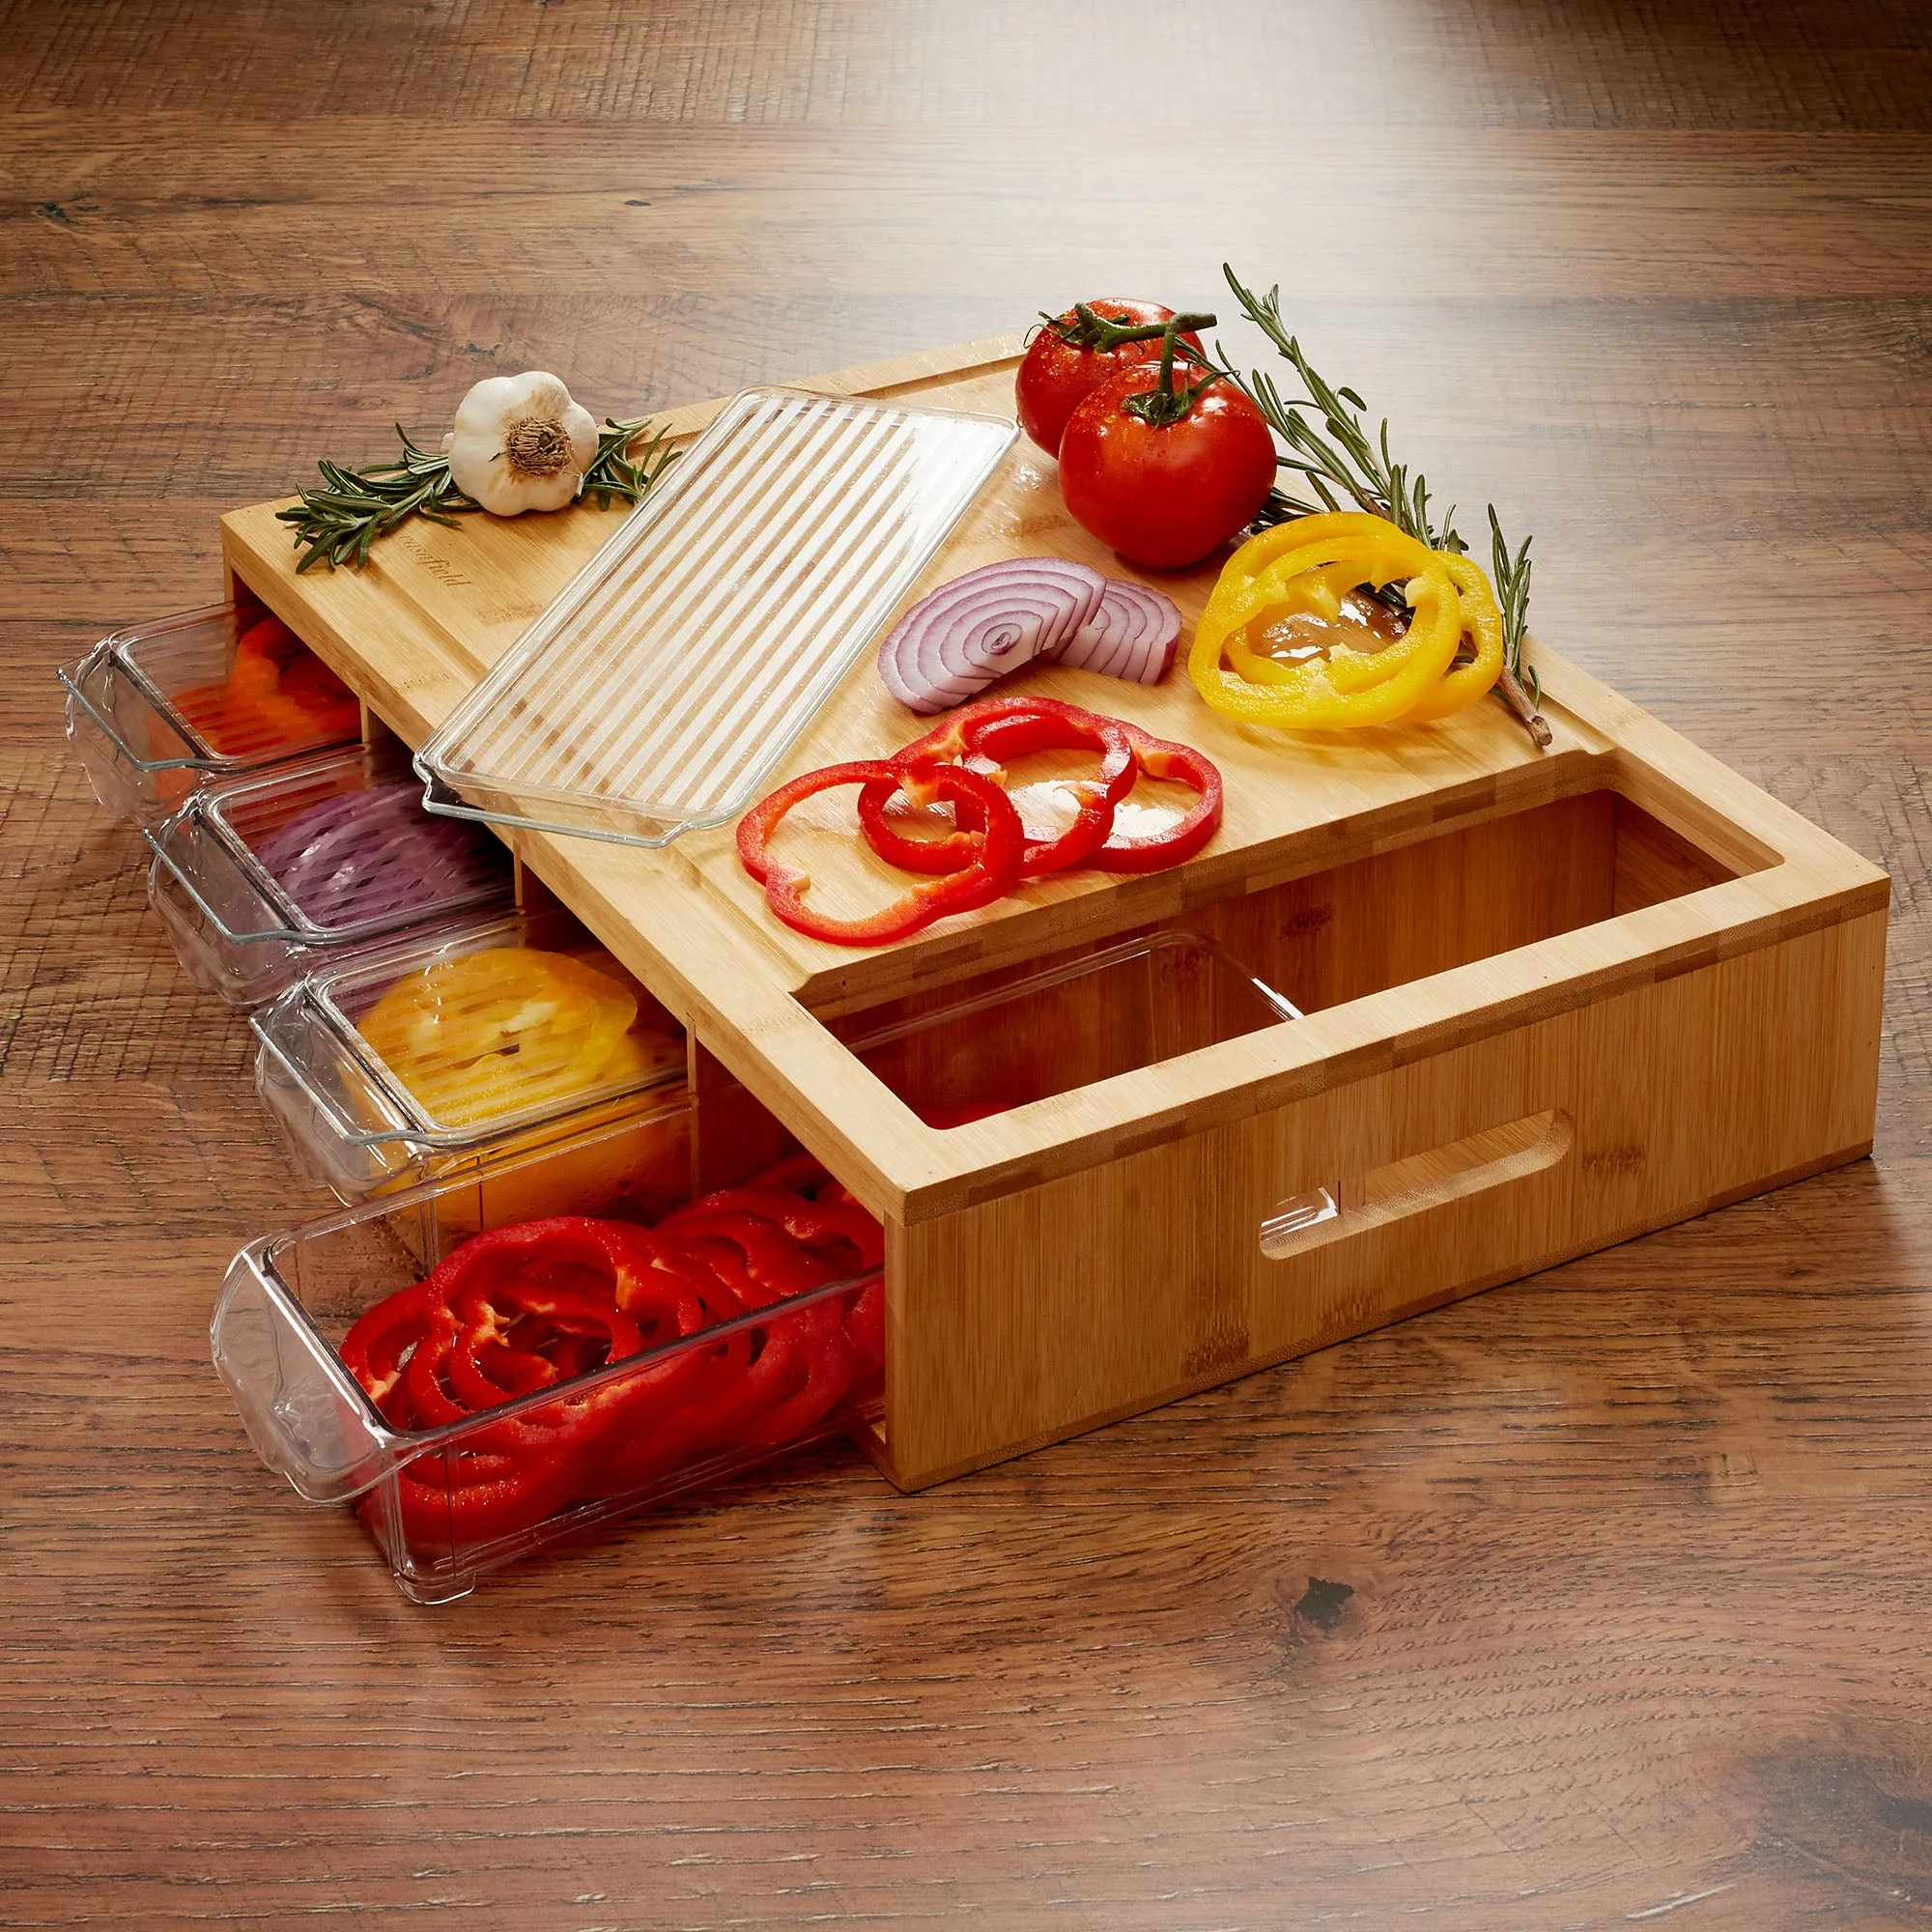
xmin=224 ymin=335 xmax=1613 ymax=1015
xmin=219 ymin=334 xmax=1888 ymax=1490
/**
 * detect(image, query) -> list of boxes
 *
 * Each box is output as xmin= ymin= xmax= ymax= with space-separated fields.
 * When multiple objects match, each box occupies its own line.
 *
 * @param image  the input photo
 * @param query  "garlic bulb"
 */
xmin=440 ymin=372 xmax=600 ymax=516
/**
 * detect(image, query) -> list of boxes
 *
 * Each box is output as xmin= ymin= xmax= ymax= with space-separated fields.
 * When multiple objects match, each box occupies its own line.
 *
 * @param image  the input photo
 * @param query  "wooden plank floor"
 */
xmin=3 ymin=3 xmax=1928 ymax=1924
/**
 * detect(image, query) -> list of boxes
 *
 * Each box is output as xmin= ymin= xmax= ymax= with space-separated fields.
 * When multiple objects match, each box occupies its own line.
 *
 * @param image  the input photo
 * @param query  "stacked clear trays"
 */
xmin=145 ymin=746 xmax=515 ymax=1006
xmin=253 ymin=906 xmax=689 ymax=1203
xmin=211 ymin=1106 xmax=884 ymax=1602
xmin=416 ymin=385 xmax=1017 ymax=847
xmin=61 ymin=603 xmax=363 ymax=823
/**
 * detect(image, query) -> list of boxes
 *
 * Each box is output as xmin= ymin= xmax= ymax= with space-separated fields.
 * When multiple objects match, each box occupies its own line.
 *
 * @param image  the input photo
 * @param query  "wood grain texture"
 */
xmin=3 ymin=1 xmax=1930 ymax=1925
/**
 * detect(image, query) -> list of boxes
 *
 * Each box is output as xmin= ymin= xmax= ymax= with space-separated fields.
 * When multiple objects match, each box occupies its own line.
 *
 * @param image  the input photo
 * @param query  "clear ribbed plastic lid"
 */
xmin=416 ymin=385 xmax=1017 ymax=847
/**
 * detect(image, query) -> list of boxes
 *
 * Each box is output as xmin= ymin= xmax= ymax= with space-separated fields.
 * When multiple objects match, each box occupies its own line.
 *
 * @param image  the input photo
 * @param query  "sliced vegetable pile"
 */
xmin=340 ymin=1156 xmax=884 ymax=1547
xmin=877 ymin=556 xmax=1181 ymax=714
xmin=1014 ymin=271 xmax=1550 ymax=747
xmin=738 ymin=696 xmax=1223 ymax=948
xmin=357 ymin=947 xmax=679 ymax=1127
xmin=1191 ymin=511 xmax=1505 ymax=731
xmin=255 ymin=781 xmax=506 ymax=927
xmin=168 ymin=614 xmax=361 ymax=758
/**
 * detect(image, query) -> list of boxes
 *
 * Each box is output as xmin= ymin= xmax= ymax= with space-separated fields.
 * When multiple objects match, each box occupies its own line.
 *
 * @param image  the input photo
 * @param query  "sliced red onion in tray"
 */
xmin=877 ymin=556 xmax=1106 ymax=715
xmin=253 ymin=782 xmax=506 ymax=927
xmin=1052 ymin=579 xmax=1183 ymax=686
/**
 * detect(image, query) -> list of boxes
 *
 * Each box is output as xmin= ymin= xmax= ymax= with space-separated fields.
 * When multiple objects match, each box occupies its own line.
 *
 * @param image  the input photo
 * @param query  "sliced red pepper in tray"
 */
xmin=736 ymin=758 xmax=1024 ymax=948
xmin=661 ymin=1187 xmax=886 ymax=1275
xmin=336 ymin=1187 xmax=888 ymax=1553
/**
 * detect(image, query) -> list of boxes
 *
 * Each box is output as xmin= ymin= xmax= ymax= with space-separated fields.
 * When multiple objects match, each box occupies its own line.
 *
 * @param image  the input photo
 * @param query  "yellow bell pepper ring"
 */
xmin=1192 ymin=562 xmax=1465 ymax=730
xmin=1189 ymin=512 xmax=1507 ymax=732
xmin=1201 ymin=511 xmax=1434 ymax=612
xmin=1402 ymin=552 xmax=1504 ymax=722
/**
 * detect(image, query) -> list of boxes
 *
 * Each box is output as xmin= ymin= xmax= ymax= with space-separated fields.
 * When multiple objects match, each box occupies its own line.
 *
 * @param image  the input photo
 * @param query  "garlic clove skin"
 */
xmin=443 ymin=372 xmax=601 ymax=516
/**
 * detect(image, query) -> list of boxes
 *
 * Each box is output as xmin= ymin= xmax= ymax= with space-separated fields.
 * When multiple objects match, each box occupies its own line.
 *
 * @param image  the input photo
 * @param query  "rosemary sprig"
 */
xmin=277 ymin=412 xmax=677 ymax=572
xmin=1488 ymin=507 xmax=1551 ymax=747
xmin=580 ymin=414 xmax=680 ymax=511
xmin=277 ymin=428 xmax=481 ymax=573
xmin=1210 ymin=265 xmax=1463 ymax=554
xmin=1200 ymin=262 xmax=1553 ymax=748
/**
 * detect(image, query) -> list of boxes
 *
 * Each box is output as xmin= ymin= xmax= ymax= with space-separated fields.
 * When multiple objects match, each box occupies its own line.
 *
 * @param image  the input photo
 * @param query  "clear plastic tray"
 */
xmin=145 ymin=746 xmax=515 ymax=1007
xmin=60 ymin=603 xmax=362 ymax=823
xmin=252 ymin=907 xmax=689 ymax=1204
xmin=838 ymin=929 xmax=1307 ymax=1123
xmin=211 ymin=1105 xmax=884 ymax=1602
xmin=704 ymin=929 xmax=1343 ymax=1233
xmin=415 ymin=385 xmax=1017 ymax=847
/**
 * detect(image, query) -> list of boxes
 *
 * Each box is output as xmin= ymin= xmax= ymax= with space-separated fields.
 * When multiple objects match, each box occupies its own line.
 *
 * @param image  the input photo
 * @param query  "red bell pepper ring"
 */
xmin=736 ymin=758 xmax=1024 ymax=949
xmin=381 ymin=1433 xmax=588 ymax=1553
xmin=440 ymin=1278 xmax=646 ymax=1413
xmin=653 ymin=1208 xmax=838 ymax=1299
xmin=1092 ymin=724 xmax=1224 ymax=873
xmin=749 ymin=1151 xmax=866 ymax=1211
xmin=663 ymin=1187 xmax=885 ymax=1275
xmin=593 ymin=1225 xmax=746 ymax=1435
xmin=843 ymin=1278 xmax=885 ymax=1379
xmin=859 ymin=696 xmax=1138 ymax=879
xmin=374 ymin=1221 xmax=659 ymax=1523
xmin=585 ymin=1241 xmax=815 ymax=1493
xmin=750 ymin=1151 xmax=833 ymax=1195
xmin=739 ymin=1312 xmax=856 ymax=1451
xmin=340 ymin=1277 xmax=445 ymax=1426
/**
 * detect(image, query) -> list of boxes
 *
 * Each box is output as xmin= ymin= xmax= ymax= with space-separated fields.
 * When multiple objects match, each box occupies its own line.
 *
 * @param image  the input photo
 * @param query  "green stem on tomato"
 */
xmin=1119 ymin=320 xmax=1226 ymax=430
xmin=1048 ymin=303 xmax=1217 ymax=355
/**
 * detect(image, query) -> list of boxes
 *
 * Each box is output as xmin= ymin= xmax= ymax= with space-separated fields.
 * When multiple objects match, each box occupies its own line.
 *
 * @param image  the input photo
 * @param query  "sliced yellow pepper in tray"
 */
xmin=1190 ymin=511 xmax=1505 ymax=732
xmin=354 ymin=945 xmax=691 ymax=1236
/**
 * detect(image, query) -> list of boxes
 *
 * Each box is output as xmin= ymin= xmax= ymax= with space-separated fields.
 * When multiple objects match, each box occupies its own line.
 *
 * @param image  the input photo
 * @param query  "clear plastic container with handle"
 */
xmin=61 ymin=603 xmax=363 ymax=823
xmin=251 ymin=906 xmax=690 ymax=1205
xmin=145 ymin=745 xmax=515 ymax=1006
xmin=211 ymin=1102 xmax=884 ymax=1603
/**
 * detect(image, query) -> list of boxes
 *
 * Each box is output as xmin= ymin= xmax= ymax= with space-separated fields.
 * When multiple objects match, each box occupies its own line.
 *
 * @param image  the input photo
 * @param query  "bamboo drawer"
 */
xmin=219 ymin=336 xmax=1889 ymax=1491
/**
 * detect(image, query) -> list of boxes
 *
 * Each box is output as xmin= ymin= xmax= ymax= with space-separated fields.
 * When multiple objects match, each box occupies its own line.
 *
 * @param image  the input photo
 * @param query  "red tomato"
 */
xmin=1057 ymin=367 xmax=1278 ymax=570
xmin=1015 ymin=299 xmax=1204 ymax=457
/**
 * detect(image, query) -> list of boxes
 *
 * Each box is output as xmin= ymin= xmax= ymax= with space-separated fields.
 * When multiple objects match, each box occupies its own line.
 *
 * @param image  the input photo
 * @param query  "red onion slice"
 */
xmin=1054 ymin=579 xmax=1183 ymax=686
xmin=254 ymin=782 xmax=506 ymax=927
xmin=878 ymin=557 xmax=1107 ymax=715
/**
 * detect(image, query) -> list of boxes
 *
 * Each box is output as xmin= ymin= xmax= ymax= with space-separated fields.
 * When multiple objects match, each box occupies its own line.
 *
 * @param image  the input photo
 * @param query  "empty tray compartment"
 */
xmin=837 ymin=929 xmax=1304 ymax=1127
xmin=1150 ymin=781 xmax=1757 ymax=1019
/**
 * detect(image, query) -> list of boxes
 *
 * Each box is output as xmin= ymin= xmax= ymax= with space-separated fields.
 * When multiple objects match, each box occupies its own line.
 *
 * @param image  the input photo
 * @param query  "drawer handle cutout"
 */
xmin=1262 ymin=1108 xmax=1574 ymax=1260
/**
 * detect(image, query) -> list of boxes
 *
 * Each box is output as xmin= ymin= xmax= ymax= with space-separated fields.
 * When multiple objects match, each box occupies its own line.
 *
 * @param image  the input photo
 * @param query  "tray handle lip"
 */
xmin=60 ymin=603 xmax=260 ymax=775
xmin=146 ymin=754 xmax=514 ymax=950
xmin=249 ymin=995 xmax=414 ymax=1149
xmin=211 ymin=1236 xmax=398 ymax=1503
xmin=143 ymin=802 xmax=295 ymax=946
xmin=59 ymin=645 xmax=209 ymax=778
